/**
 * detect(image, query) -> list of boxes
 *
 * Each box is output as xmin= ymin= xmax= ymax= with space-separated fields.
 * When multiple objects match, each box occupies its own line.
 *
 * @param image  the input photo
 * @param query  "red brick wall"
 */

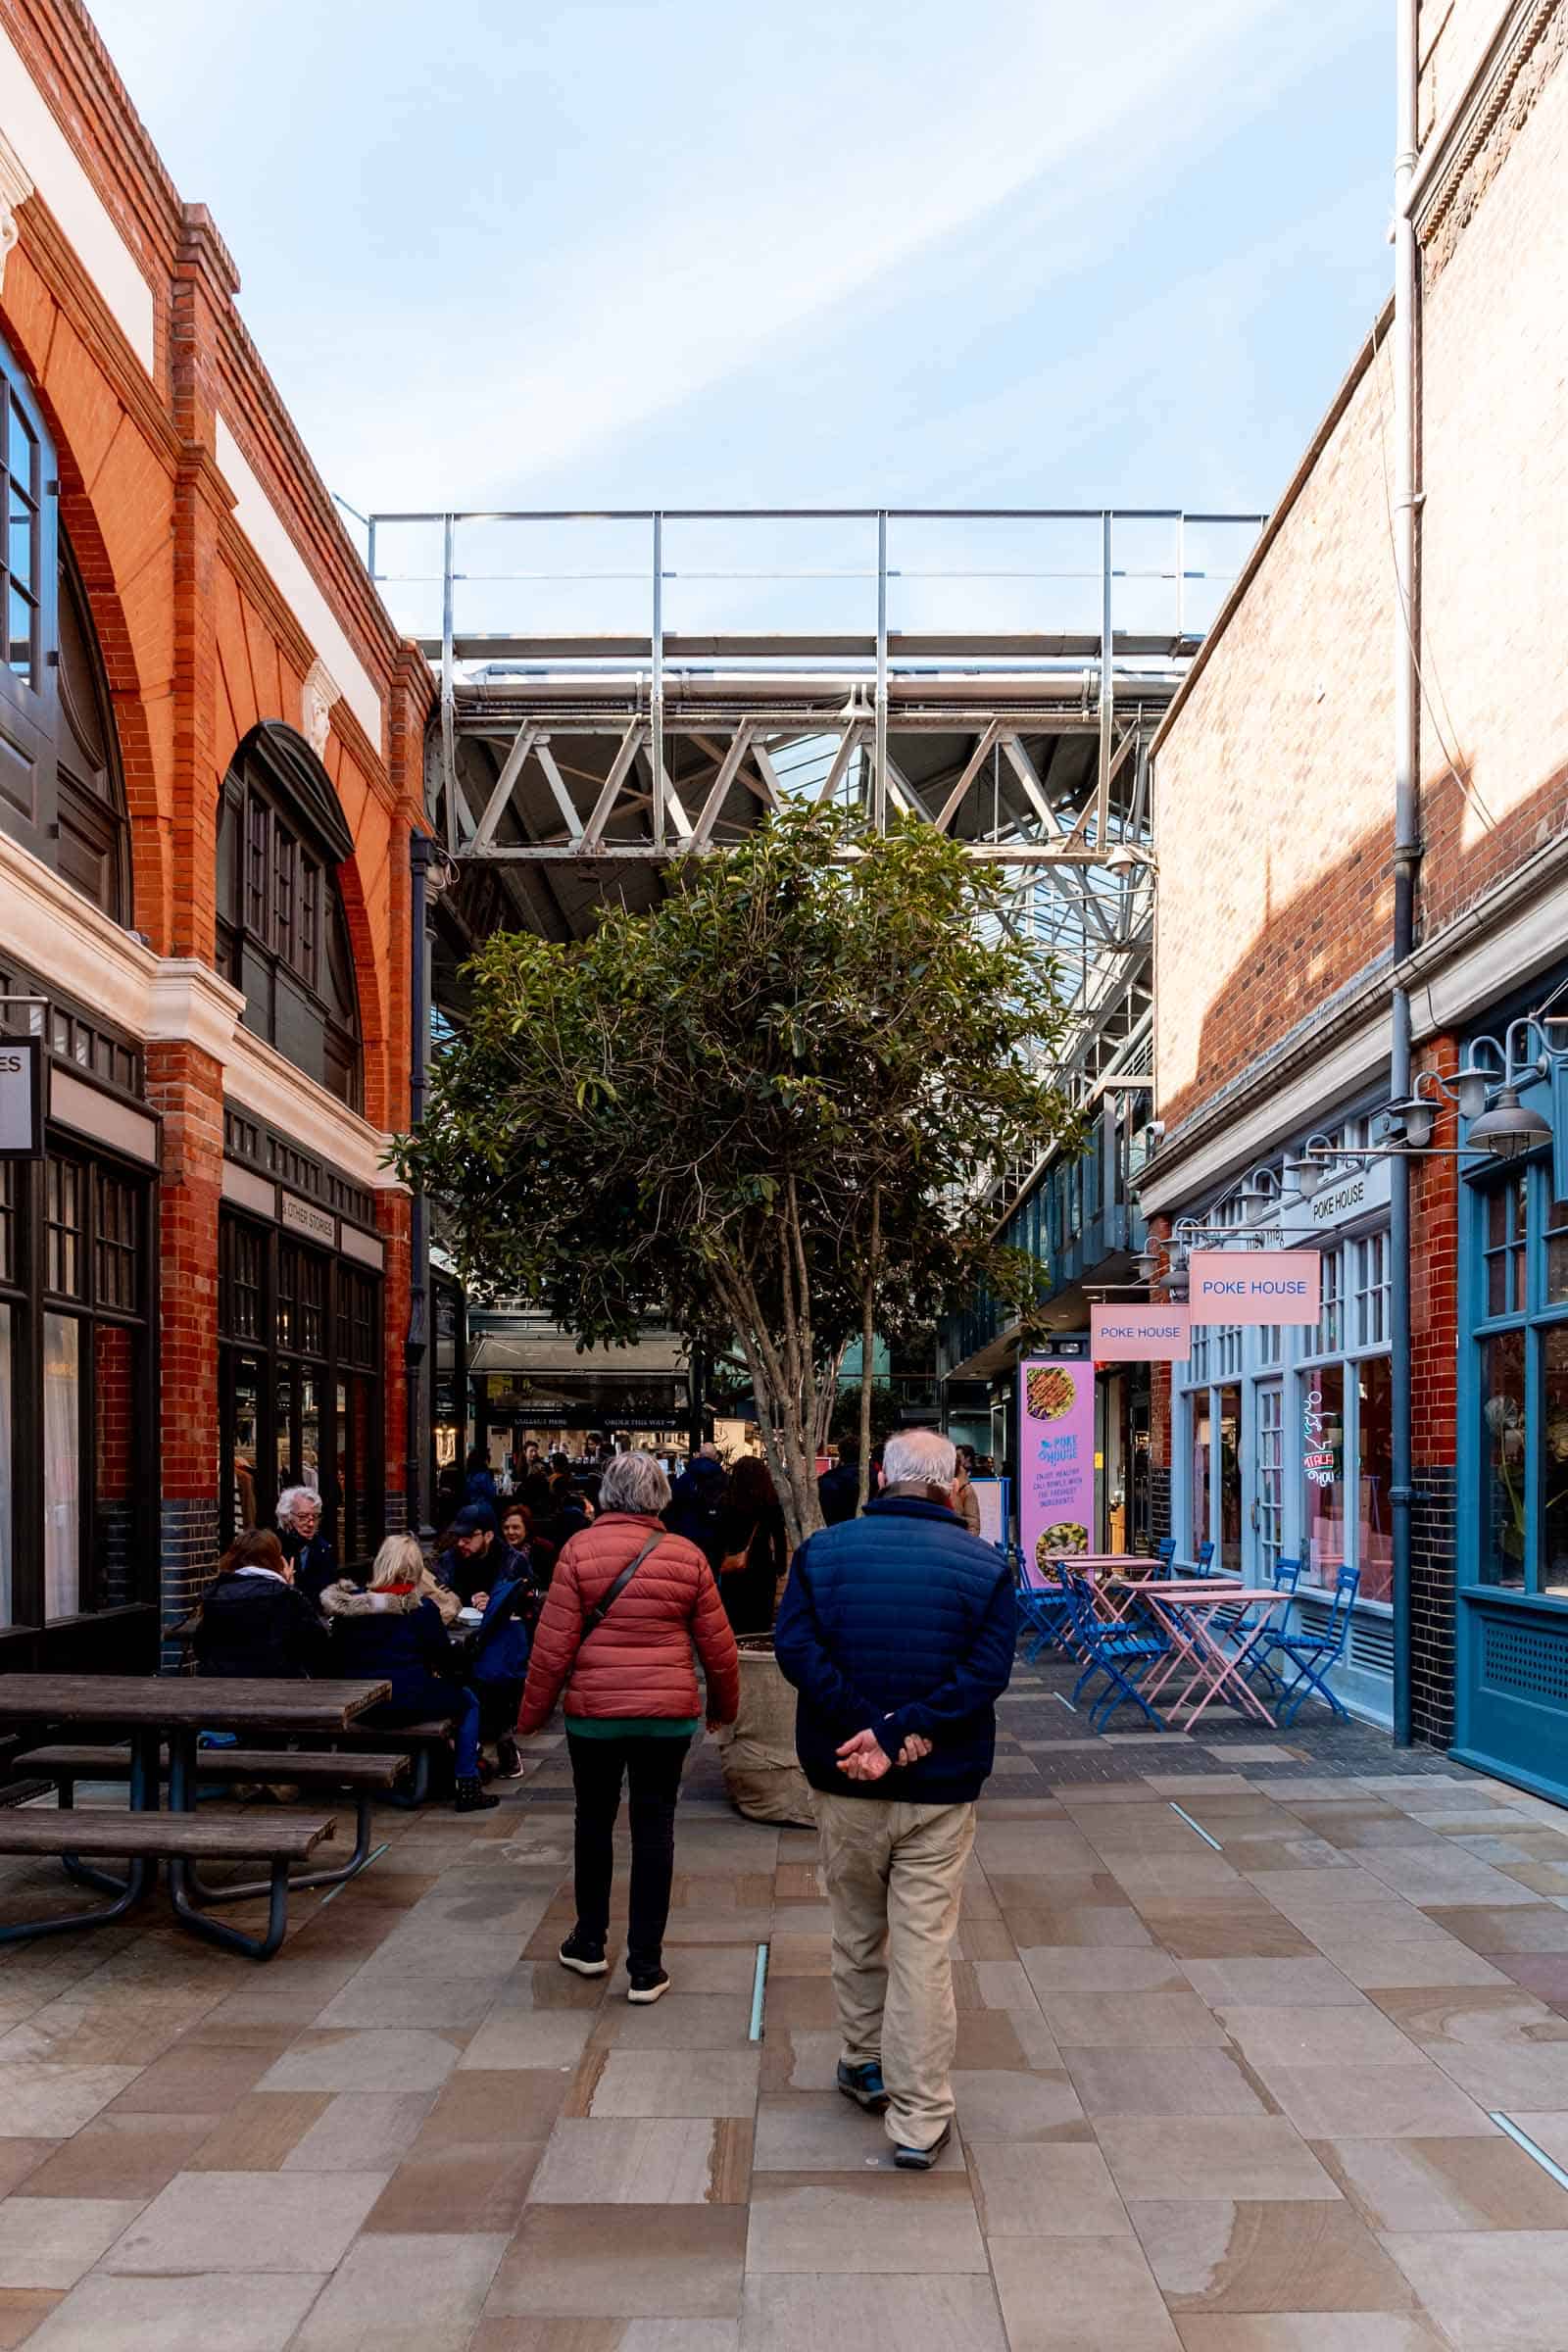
xmin=0 ymin=0 xmax=434 ymax=1566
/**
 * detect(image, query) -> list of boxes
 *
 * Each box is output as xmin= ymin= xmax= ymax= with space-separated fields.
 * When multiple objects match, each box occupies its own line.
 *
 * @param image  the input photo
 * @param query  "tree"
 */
xmin=394 ymin=806 xmax=1080 ymax=1548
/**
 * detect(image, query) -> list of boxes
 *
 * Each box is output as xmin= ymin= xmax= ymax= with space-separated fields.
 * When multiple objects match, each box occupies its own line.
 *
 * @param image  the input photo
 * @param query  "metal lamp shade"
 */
xmin=1467 ymin=1086 xmax=1553 ymax=1161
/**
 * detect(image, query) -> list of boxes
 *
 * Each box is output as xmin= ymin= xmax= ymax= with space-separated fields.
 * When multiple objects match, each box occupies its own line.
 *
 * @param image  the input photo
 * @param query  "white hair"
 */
xmin=276 ymin=1486 xmax=319 ymax=1531
xmin=882 ymin=1429 xmax=957 ymax=1491
xmin=599 ymin=1449 xmax=671 ymax=1515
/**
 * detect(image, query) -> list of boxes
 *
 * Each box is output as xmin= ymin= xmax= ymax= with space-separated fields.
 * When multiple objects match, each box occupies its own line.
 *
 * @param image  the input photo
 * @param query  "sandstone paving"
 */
xmin=1 ymin=1646 xmax=1567 ymax=2346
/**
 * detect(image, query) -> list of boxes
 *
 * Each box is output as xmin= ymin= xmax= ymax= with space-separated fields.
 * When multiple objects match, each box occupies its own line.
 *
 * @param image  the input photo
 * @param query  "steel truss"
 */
xmin=368 ymin=507 xmax=1261 ymax=1092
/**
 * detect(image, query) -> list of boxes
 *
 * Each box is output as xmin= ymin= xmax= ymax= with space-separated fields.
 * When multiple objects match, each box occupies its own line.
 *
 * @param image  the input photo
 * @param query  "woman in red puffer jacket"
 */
xmin=517 ymin=1448 xmax=740 ymax=2004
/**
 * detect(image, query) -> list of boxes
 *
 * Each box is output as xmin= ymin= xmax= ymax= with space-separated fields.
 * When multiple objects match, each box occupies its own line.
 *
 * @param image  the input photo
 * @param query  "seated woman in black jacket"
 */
xmin=320 ymin=1535 xmax=498 ymax=1813
xmin=193 ymin=1528 xmax=328 ymax=1680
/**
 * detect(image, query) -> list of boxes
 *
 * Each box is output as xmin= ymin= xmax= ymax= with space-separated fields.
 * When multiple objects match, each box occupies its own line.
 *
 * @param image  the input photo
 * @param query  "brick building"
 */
xmin=1140 ymin=0 xmax=1568 ymax=1782
xmin=0 ymin=0 xmax=431 ymax=1670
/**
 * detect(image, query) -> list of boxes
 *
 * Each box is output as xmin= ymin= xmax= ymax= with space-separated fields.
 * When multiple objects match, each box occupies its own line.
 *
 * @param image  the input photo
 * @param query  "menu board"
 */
xmin=970 ymin=1476 xmax=1008 ymax=1552
xmin=1017 ymin=1356 xmax=1096 ymax=1578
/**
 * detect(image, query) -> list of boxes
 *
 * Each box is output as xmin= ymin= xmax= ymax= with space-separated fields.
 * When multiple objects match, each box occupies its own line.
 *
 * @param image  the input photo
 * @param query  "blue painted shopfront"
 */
xmin=1452 ymin=1051 xmax=1568 ymax=1799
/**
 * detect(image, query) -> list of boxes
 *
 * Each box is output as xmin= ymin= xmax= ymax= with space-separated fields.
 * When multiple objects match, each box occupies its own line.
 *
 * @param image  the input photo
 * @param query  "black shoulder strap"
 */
xmin=580 ymin=1532 xmax=667 ymax=1642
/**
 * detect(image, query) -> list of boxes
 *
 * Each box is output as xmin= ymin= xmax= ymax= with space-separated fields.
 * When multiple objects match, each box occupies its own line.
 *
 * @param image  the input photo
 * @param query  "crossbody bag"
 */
xmin=576 ymin=1531 xmax=667 ymax=1653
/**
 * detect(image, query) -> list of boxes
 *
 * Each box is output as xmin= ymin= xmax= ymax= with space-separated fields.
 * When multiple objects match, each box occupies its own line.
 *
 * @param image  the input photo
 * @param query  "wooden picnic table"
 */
xmin=0 ymin=1673 xmax=392 ymax=1805
xmin=0 ymin=1674 xmax=392 ymax=1947
xmin=0 ymin=1674 xmax=391 ymax=1829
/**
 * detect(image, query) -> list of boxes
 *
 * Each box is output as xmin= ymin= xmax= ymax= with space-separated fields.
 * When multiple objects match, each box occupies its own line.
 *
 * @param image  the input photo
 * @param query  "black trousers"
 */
xmin=565 ymin=1730 xmax=692 ymax=1974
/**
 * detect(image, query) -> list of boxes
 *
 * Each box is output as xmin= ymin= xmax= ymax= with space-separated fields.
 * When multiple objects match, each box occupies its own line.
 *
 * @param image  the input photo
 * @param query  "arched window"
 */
xmin=216 ymin=723 xmax=363 ymax=1109
xmin=0 ymin=329 xmax=130 ymax=922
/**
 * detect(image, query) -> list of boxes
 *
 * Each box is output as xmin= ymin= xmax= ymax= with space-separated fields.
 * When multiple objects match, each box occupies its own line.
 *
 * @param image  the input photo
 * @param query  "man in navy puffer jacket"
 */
xmin=775 ymin=1427 xmax=1014 ymax=2171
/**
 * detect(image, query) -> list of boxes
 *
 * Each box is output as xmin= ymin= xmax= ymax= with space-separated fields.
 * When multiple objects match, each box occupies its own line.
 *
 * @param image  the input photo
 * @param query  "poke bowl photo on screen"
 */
xmin=1025 ymin=1365 xmax=1077 ymax=1420
xmin=1036 ymin=1524 xmax=1089 ymax=1568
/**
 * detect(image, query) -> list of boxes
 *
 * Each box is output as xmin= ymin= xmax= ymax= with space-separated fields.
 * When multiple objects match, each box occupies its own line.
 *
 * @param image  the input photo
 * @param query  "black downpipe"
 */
xmin=405 ymin=833 xmax=431 ymax=1540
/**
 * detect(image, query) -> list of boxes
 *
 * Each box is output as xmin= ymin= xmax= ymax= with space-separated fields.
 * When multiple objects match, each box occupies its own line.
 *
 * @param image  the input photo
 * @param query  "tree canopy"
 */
xmin=395 ymin=806 xmax=1081 ymax=1543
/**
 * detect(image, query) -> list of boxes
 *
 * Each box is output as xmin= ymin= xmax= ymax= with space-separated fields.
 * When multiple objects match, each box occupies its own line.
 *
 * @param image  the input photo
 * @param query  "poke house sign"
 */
xmin=1091 ymin=1302 xmax=1191 ymax=1360
xmin=1189 ymin=1250 xmax=1321 ymax=1325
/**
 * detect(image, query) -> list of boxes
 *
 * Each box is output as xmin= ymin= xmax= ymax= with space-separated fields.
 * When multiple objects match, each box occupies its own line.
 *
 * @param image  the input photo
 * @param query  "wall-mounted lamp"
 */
xmin=1465 ymin=1083 xmax=1554 ymax=1161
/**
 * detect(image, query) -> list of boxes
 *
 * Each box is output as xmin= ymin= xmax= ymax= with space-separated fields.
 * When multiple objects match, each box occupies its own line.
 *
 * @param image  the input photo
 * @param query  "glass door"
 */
xmin=1218 ymin=1384 xmax=1243 ymax=1573
xmin=1255 ymin=1380 xmax=1283 ymax=1575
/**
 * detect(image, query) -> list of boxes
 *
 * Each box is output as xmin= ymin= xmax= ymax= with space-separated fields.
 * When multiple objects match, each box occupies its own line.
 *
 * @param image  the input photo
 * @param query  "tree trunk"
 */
xmin=857 ymin=1184 xmax=880 ymax=1512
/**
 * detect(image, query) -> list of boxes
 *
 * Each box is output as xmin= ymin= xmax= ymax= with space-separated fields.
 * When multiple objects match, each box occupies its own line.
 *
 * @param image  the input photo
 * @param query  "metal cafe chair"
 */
xmin=1014 ymin=1556 xmax=1074 ymax=1662
xmin=1063 ymin=1572 xmax=1168 ymax=1731
xmin=1212 ymin=1556 xmax=1301 ymax=1645
xmin=1250 ymin=1565 xmax=1360 ymax=1724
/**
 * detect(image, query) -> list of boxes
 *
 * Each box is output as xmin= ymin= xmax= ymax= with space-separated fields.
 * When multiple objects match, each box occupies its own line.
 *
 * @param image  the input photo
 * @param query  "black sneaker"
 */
xmin=836 ymin=2060 xmax=890 ymax=2114
xmin=558 ymin=1931 xmax=610 ymax=1978
xmin=453 ymin=1777 xmax=500 ymax=1813
xmin=495 ymin=1735 xmax=524 ymax=1781
xmin=893 ymin=2121 xmax=953 ymax=2171
xmin=626 ymin=1967 xmax=670 ymax=2005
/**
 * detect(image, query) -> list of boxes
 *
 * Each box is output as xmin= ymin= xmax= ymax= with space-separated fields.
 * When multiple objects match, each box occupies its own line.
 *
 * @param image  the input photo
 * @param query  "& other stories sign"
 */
xmin=1091 ymin=1301 xmax=1191 ymax=1361
xmin=1188 ymin=1249 xmax=1321 ymax=1325
xmin=0 ymin=1036 xmax=44 ymax=1159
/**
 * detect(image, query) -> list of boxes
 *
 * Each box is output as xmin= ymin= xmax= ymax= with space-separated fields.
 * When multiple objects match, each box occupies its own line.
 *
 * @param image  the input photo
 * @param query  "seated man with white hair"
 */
xmin=774 ymin=1426 xmax=1015 ymax=2169
xmin=276 ymin=1484 xmax=337 ymax=1606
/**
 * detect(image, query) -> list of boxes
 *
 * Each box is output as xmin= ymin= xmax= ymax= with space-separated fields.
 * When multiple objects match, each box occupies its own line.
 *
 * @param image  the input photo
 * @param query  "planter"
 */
xmin=716 ymin=1644 xmax=814 ymax=1828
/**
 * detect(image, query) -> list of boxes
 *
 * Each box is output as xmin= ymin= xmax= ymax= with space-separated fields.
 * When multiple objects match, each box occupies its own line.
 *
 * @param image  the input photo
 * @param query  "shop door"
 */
xmin=1254 ymin=1381 xmax=1283 ymax=1575
xmin=1218 ymin=1384 xmax=1243 ymax=1574
xmin=222 ymin=1352 xmax=267 ymax=1546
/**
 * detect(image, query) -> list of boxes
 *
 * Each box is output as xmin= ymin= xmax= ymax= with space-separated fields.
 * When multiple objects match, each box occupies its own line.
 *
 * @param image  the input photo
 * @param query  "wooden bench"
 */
xmin=306 ymin=1718 xmax=461 ymax=1805
xmin=14 ymin=1744 xmax=408 ymax=1895
xmin=0 ymin=1809 xmax=336 ymax=1960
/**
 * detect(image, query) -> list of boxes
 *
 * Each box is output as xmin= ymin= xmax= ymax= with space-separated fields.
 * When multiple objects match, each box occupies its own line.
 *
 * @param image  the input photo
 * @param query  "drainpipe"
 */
xmin=406 ymin=831 xmax=433 ymax=1541
xmin=1391 ymin=0 xmax=1421 ymax=1745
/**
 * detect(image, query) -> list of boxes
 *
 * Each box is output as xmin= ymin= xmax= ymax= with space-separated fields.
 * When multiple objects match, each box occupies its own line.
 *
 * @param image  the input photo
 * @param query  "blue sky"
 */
xmin=93 ymin=0 xmax=1391 ymax=638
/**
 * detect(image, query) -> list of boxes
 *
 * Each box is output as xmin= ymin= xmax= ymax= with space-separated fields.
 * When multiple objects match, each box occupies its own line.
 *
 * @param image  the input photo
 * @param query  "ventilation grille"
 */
xmin=1350 ymin=1614 xmax=1395 ymax=1676
xmin=1294 ymin=1595 xmax=1394 ymax=1679
xmin=1482 ymin=1616 xmax=1568 ymax=1705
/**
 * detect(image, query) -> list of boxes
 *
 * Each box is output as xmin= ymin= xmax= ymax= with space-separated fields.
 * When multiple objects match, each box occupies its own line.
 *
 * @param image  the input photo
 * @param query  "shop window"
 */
xmin=215 ymin=724 xmax=363 ymax=1110
xmin=1258 ymin=1322 xmax=1282 ymax=1367
xmin=1301 ymin=1364 xmax=1348 ymax=1579
xmin=1485 ymin=1175 xmax=1528 ymax=1318
xmin=218 ymin=1207 xmax=382 ymax=1563
xmin=42 ymin=1312 xmax=79 ymax=1618
xmin=1470 ymin=1163 xmax=1568 ymax=1600
xmin=1356 ymin=1354 xmax=1394 ymax=1603
xmin=1315 ymin=1245 xmax=1343 ymax=1353
xmin=1546 ymin=1194 xmax=1568 ymax=1307
xmin=0 ymin=1141 xmax=150 ymax=1633
xmin=94 ymin=1172 xmax=139 ymax=1313
xmin=1216 ymin=1323 xmax=1243 ymax=1380
xmin=1190 ymin=1393 xmax=1212 ymax=1554
xmin=1539 ymin=1326 xmax=1568 ymax=1595
xmin=0 ymin=331 xmax=130 ymax=922
xmin=1480 ymin=1328 xmax=1528 ymax=1590
xmin=45 ymin=1158 xmax=85 ymax=1299
xmin=1353 ymin=1231 xmax=1390 ymax=1348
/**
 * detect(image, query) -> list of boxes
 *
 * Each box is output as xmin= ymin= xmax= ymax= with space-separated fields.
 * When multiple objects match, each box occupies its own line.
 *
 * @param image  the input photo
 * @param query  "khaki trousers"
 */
xmin=812 ymin=1789 xmax=976 ymax=2151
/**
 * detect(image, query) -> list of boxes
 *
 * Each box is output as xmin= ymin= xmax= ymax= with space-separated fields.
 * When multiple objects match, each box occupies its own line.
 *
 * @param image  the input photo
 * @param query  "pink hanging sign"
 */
xmin=1188 ymin=1249 xmax=1322 ymax=1325
xmin=1091 ymin=1301 xmax=1191 ymax=1361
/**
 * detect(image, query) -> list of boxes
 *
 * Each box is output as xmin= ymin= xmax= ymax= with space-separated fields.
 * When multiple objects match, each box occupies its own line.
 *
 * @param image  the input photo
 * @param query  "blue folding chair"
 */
xmin=1211 ymin=1556 xmax=1301 ymax=1644
xmin=1062 ymin=1572 xmax=1168 ymax=1731
xmin=1015 ymin=1558 xmax=1073 ymax=1662
xmin=1250 ymin=1565 xmax=1359 ymax=1724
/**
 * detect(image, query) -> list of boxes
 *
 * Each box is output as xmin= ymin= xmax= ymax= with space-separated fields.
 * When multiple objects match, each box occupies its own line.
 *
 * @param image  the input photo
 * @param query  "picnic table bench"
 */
xmin=0 ymin=1809 xmax=336 ymax=1960
xmin=0 ymin=1672 xmax=390 ymax=1961
xmin=14 ymin=1743 xmax=408 ymax=1894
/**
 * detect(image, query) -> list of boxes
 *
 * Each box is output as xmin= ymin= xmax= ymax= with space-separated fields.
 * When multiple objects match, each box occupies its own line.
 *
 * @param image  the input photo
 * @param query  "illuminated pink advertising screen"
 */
xmin=1017 ymin=1356 xmax=1097 ymax=1583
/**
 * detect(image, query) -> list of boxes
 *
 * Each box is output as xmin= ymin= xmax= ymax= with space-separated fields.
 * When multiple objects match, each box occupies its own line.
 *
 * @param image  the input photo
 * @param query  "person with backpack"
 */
xmin=516 ymin=1449 xmax=740 ymax=2003
xmin=465 ymin=1541 xmax=541 ymax=1781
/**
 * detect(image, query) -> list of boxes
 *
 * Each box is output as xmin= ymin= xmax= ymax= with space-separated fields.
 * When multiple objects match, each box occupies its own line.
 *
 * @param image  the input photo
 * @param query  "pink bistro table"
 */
xmin=1119 ymin=1583 xmax=1293 ymax=1728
